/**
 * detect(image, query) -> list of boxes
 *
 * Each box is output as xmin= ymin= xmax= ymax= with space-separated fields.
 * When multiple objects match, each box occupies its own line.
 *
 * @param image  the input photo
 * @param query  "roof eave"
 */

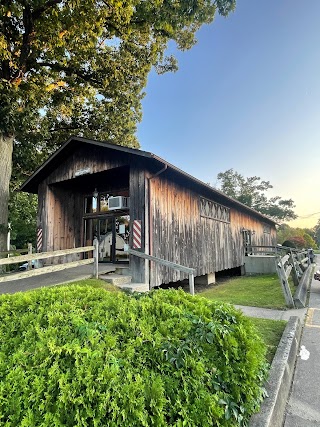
xmin=20 ymin=136 xmax=155 ymax=193
xmin=20 ymin=136 xmax=277 ymax=225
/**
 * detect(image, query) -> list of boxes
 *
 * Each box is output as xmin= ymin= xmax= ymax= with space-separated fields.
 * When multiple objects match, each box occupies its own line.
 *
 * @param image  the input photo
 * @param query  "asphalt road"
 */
xmin=283 ymin=257 xmax=320 ymax=426
xmin=0 ymin=263 xmax=115 ymax=294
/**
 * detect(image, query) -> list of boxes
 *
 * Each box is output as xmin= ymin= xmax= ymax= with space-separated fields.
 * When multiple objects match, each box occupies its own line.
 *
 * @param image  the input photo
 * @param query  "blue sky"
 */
xmin=137 ymin=0 xmax=320 ymax=229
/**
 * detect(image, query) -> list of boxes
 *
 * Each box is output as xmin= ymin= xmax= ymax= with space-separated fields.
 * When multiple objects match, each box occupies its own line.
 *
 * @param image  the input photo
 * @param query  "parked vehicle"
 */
xmin=18 ymin=261 xmax=35 ymax=271
xmin=314 ymin=271 xmax=320 ymax=281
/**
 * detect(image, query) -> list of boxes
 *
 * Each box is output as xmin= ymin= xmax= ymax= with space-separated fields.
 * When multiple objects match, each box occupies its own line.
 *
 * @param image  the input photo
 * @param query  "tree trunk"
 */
xmin=0 ymin=133 xmax=14 ymax=253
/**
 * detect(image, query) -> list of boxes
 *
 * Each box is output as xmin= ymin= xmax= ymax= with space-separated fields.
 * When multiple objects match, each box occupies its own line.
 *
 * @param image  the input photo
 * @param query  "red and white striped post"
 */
xmin=37 ymin=228 xmax=43 ymax=252
xmin=132 ymin=220 xmax=142 ymax=249
xmin=36 ymin=228 xmax=43 ymax=268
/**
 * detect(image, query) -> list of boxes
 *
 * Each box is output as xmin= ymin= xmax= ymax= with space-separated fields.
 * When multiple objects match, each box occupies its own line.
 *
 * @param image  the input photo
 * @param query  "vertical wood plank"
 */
xmin=149 ymin=173 xmax=276 ymax=286
xmin=129 ymin=161 xmax=146 ymax=283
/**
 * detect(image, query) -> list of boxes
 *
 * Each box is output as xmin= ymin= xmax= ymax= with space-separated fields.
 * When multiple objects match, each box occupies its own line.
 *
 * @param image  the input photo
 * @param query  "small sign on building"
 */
xmin=74 ymin=167 xmax=91 ymax=177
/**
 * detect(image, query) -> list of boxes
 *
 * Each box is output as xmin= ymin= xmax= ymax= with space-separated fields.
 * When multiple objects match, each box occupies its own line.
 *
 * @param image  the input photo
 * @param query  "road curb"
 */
xmin=249 ymin=316 xmax=303 ymax=427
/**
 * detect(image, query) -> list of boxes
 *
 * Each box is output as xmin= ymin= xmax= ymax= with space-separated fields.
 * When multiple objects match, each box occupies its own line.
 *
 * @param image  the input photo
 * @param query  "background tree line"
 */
xmin=216 ymin=169 xmax=319 ymax=249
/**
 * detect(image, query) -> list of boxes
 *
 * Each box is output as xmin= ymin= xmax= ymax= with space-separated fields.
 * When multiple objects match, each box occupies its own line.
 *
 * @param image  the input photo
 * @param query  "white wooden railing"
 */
xmin=275 ymin=248 xmax=312 ymax=308
xmin=0 ymin=239 xmax=99 ymax=283
xmin=128 ymin=248 xmax=196 ymax=295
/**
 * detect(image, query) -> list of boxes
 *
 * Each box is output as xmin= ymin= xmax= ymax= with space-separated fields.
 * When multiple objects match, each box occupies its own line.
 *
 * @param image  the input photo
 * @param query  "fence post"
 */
xmin=27 ymin=243 xmax=33 ymax=271
xmin=189 ymin=272 xmax=195 ymax=296
xmin=93 ymin=238 xmax=99 ymax=279
xmin=275 ymin=256 xmax=294 ymax=308
xmin=289 ymin=250 xmax=299 ymax=287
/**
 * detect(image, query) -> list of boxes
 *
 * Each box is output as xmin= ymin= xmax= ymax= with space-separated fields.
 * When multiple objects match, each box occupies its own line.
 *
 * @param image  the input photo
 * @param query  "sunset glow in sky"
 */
xmin=137 ymin=0 xmax=320 ymax=229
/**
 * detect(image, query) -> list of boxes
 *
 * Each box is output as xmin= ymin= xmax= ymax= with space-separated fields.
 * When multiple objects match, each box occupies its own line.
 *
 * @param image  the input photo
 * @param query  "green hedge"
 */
xmin=0 ymin=287 xmax=268 ymax=426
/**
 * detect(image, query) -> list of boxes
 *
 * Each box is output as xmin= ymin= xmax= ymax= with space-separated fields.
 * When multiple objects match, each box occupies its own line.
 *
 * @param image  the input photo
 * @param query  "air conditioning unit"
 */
xmin=108 ymin=196 xmax=130 ymax=210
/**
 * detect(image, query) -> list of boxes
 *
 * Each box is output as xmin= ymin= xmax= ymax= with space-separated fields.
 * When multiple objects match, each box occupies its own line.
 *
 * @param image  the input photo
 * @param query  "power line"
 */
xmin=296 ymin=212 xmax=320 ymax=219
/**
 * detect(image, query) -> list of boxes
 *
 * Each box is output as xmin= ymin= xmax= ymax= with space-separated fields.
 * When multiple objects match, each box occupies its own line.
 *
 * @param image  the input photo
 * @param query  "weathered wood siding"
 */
xmin=230 ymin=210 xmax=277 ymax=248
xmin=38 ymin=182 xmax=83 ymax=263
xmin=37 ymin=145 xmax=131 ymax=251
xmin=150 ymin=173 xmax=276 ymax=287
xmin=34 ymin=140 xmax=276 ymax=285
xmin=129 ymin=160 xmax=147 ymax=283
xmin=37 ymin=144 xmax=146 ymax=270
xmin=45 ymin=145 xmax=131 ymax=185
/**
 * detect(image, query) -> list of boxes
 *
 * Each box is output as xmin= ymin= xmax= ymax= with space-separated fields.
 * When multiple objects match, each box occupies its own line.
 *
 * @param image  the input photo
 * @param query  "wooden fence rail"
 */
xmin=275 ymin=253 xmax=295 ymax=307
xmin=245 ymin=244 xmax=313 ymax=308
xmin=0 ymin=248 xmax=30 ymax=255
xmin=275 ymin=249 xmax=311 ymax=308
xmin=246 ymin=244 xmax=308 ymax=256
xmin=0 ymin=239 xmax=99 ymax=284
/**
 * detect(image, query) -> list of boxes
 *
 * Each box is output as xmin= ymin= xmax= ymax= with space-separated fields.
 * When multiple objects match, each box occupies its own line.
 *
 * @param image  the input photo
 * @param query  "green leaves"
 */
xmin=1 ymin=0 xmax=235 ymax=145
xmin=1 ymin=0 xmax=237 ymax=251
xmin=217 ymin=168 xmax=297 ymax=222
xmin=0 ymin=286 xmax=267 ymax=426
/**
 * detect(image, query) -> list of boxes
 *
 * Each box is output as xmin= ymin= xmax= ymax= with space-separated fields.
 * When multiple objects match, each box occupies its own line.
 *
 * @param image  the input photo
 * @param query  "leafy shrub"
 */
xmin=282 ymin=239 xmax=297 ymax=248
xmin=282 ymin=236 xmax=306 ymax=249
xmin=0 ymin=287 xmax=268 ymax=426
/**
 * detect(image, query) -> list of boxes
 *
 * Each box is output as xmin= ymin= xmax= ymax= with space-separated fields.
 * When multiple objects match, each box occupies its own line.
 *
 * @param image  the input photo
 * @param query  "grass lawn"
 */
xmin=198 ymin=274 xmax=291 ymax=310
xmin=50 ymin=278 xmax=119 ymax=292
xmin=250 ymin=317 xmax=287 ymax=364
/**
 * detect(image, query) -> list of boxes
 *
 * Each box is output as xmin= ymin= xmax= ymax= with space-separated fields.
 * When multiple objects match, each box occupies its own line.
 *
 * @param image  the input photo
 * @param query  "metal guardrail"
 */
xmin=128 ymin=248 xmax=196 ymax=295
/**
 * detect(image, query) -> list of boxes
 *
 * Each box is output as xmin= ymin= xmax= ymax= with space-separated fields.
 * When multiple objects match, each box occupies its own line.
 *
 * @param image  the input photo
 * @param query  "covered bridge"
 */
xmin=21 ymin=136 xmax=277 ymax=288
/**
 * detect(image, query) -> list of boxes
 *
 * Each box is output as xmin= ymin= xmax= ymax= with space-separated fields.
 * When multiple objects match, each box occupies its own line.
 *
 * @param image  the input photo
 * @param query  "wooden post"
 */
xmin=93 ymin=238 xmax=99 ymax=279
xmin=189 ymin=272 xmax=195 ymax=296
xmin=27 ymin=243 xmax=33 ymax=271
xmin=289 ymin=250 xmax=299 ymax=287
xmin=275 ymin=255 xmax=294 ymax=308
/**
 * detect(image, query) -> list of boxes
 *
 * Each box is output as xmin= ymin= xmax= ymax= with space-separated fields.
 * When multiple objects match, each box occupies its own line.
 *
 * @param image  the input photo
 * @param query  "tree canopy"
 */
xmin=313 ymin=218 xmax=320 ymax=248
xmin=216 ymin=169 xmax=297 ymax=222
xmin=0 ymin=0 xmax=236 ymax=250
xmin=277 ymin=224 xmax=317 ymax=249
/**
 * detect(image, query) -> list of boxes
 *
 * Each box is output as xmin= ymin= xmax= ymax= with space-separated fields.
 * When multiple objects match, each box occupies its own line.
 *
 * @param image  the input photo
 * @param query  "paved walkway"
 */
xmin=0 ymin=263 xmax=116 ymax=295
xmin=235 ymin=304 xmax=307 ymax=322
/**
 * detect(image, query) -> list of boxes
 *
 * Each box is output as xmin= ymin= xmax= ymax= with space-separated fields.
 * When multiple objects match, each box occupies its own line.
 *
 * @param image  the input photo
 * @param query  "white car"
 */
xmin=18 ymin=261 xmax=35 ymax=271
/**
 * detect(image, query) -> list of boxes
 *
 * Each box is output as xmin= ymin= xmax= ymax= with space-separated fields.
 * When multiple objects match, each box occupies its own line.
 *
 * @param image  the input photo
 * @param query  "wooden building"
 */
xmin=21 ymin=136 xmax=277 ymax=287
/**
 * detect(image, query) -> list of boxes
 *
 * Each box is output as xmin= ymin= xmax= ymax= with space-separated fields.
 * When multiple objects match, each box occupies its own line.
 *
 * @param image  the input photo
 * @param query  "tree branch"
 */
xmin=32 ymin=0 xmax=63 ymax=20
xmin=36 ymin=61 xmax=102 ymax=86
xmin=49 ymin=125 xmax=81 ymax=133
xmin=16 ymin=0 xmax=63 ymax=76
xmin=19 ymin=4 xmax=35 ymax=74
xmin=0 ymin=60 xmax=10 ymax=80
